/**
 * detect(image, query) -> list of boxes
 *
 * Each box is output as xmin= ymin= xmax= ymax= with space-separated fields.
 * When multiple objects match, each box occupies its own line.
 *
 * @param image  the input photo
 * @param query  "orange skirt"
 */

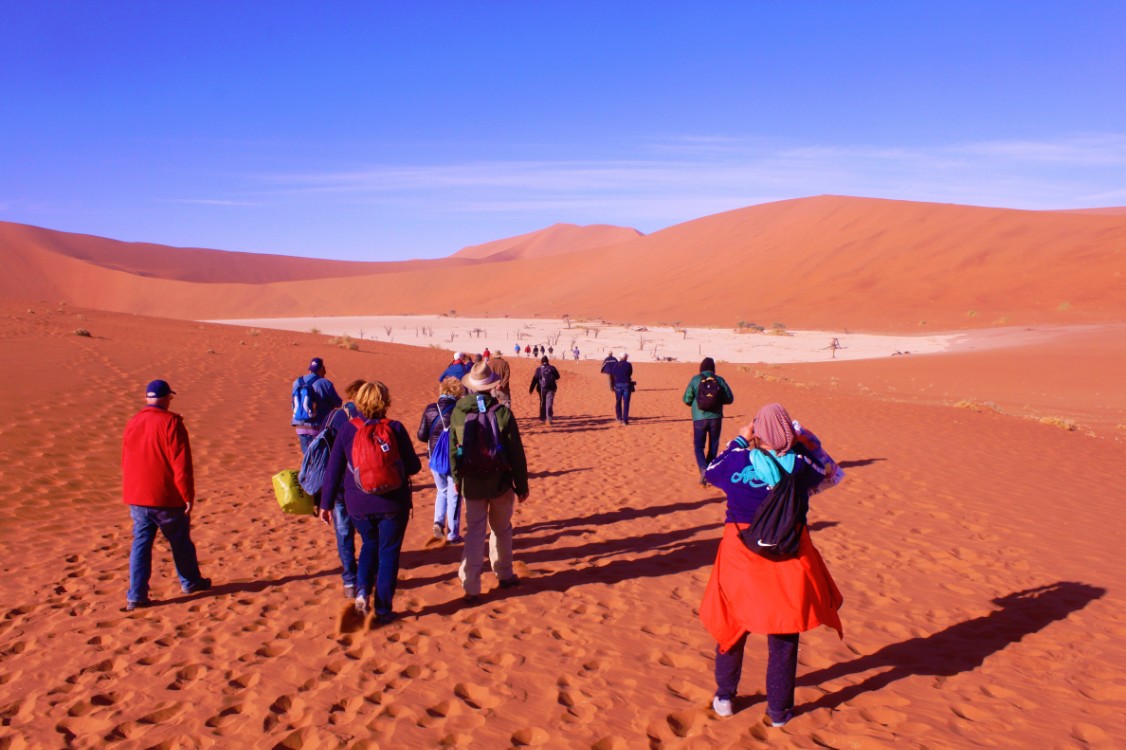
xmin=700 ymin=524 xmax=844 ymax=653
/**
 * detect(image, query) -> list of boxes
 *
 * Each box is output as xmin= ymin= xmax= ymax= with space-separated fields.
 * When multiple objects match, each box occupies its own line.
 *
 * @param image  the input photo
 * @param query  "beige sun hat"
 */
xmin=462 ymin=360 xmax=500 ymax=393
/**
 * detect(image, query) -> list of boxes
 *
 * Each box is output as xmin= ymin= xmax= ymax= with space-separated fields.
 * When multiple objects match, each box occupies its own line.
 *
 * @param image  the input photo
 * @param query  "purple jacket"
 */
xmin=320 ymin=417 xmax=422 ymax=517
xmin=704 ymin=436 xmax=826 ymax=524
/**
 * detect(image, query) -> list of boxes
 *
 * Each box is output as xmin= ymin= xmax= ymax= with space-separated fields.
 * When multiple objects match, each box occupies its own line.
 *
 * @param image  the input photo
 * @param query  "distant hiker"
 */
xmin=547 ymin=346 xmax=554 ymax=358
xmin=524 ymin=345 xmax=531 ymax=357
xmin=438 ymin=352 xmax=471 ymax=382
xmin=700 ymin=403 xmax=842 ymax=726
xmin=532 ymin=345 xmax=540 ymax=358
xmin=417 ymin=377 xmax=464 ymax=544
xmin=600 ymin=352 xmax=618 ymax=391
xmin=318 ymin=381 xmax=422 ymax=622
xmin=529 ymin=356 xmax=561 ymax=424
xmin=450 ymin=362 xmax=530 ymax=603
xmin=292 ymin=357 xmax=342 ymax=454
xmin=683 ymin=357 xmax=735 ymax=486
xmin=121 ymin=379 xmax=210 ymax=611
xmin=488 ymin=350 xmax=513 ymax=407
xmin=514 ymin=344 xmax=521 ymax=357
xmin=610 ymin=353 xmax=634 ymax=425
xmin=573 ymin=346 xmax=580 ymax=361
xmin=483 ymin=347 xmax=491 ymax=361
xmin=316 ymin=379 xmax=365 ymax=598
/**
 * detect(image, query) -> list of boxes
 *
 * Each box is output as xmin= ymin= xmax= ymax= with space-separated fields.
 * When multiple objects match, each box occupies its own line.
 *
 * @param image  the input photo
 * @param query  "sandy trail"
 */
xmin=2 ymin=303 xmax=1123 ymax=748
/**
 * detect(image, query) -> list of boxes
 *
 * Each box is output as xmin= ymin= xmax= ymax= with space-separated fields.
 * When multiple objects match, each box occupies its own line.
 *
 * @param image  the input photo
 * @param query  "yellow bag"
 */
xmin=272 ymin=469 xmax=316 ymax=515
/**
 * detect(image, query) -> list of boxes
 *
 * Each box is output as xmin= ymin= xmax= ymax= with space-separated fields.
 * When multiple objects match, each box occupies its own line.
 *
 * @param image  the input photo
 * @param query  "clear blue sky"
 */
xmin=2 ymin=2 xmax=1123 ymax=260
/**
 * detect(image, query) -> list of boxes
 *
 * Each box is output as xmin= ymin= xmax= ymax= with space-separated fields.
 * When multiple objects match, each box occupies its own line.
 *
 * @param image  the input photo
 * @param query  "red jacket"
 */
xmin=121 ymin=406 xmax=194 ymax=507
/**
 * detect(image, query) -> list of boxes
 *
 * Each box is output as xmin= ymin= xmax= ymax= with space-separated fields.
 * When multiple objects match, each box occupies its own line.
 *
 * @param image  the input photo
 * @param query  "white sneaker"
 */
xmin=354 ymin=596 xmax=369 ymax=615
xmin=712 ymin=696 xmax=733 ymax=717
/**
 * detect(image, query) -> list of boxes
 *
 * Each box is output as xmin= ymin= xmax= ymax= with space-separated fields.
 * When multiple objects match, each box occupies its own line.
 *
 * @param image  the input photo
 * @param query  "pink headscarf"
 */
xmin=753 ymin=403 xmax=795 ymax=454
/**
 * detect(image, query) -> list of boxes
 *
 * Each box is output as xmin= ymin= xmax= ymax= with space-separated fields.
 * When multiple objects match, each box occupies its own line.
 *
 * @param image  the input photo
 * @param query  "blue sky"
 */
xmin=2 ymin=2 xmax=1123 ymax=261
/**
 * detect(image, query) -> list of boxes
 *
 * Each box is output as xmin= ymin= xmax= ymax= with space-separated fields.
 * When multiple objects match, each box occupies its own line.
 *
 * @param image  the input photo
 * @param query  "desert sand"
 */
xmin=2 ymin=196 xmax=1125 ymax=748
xmin=2 ymin=298 xmax=1124 ymax=749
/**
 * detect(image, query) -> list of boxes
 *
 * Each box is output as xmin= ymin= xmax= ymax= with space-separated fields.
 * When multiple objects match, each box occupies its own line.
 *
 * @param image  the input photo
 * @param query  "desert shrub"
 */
xmin=954 ymin=400 xmax=1002 ymax=413
xmin=74 ymin=328 xmax=91 ymax=337
xmin=1058 ymin=302 xmax=1071 ymax=311
xmin=248 ymin=328 xmax=262 ymax=337
xmin=308 ymin=327 xmax=321 ymax=335
xmin=329 ymin=335 xmax=359 ymax=351
xmin=967 ymin=310 xmax=978 ymax=317
xmin=1038 ymin=416 xmax=1076 ymax=431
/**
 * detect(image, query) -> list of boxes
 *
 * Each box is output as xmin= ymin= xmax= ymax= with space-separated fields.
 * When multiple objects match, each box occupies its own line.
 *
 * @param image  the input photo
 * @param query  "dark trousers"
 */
xmin=128 ymin=505 xmax=205 ymax=603
xmin=714 ymin=632 xmax=799 ymax=724
xmin=538 ymin=390 xmax=556 ymax=422
xmin=351 ymin=511 xmax=409 ymax=616
xmin=614 ymin=385 xmax=632 ymax=424
xmin=693 ymin=417 xmax=723 ymax=476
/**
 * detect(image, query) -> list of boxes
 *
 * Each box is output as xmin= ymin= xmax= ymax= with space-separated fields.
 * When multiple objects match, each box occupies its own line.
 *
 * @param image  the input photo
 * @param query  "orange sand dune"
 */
xmin=2 ymin=300 xmax=1123 ymax=747
xmin=452 ymin=223 xmax=643 ymax=262
xmin=4 ymin=196 xmax=1123 ymax=332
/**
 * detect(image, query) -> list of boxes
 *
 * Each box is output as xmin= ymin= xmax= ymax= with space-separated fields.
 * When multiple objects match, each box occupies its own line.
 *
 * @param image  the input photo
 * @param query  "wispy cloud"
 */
xmin=167 ymin=198 xmax=264 ymax=207
xmin=230 ymin=132 xmax=1126 ymax=230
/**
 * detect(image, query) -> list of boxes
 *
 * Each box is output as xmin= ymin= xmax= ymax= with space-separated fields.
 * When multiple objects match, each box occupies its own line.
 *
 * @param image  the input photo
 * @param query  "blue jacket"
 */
xmin=610 ymin=359 xmax=633 ymax=387
xmin=438 ymin=361 xmax=471 ymax=382
xmin=704 ymin=437 xmax=826 ymax=524
xmin=292 ymin=374 xmax=343 ymax=430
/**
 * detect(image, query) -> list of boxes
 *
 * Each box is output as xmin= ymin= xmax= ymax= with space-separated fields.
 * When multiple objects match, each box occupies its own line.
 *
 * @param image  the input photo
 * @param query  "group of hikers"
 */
xmin=121 ymin=346 xmax=844 ymax=728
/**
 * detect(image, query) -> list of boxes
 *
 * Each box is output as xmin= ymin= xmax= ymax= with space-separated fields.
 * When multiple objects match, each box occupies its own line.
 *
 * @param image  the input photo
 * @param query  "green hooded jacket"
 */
xmin=683 ymin=371 xmax=735 ymax=420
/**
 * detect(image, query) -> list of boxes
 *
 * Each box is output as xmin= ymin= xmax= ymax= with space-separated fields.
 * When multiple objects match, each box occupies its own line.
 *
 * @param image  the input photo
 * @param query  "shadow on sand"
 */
xmin=797 ymin=581 xmax=1105 ymax=714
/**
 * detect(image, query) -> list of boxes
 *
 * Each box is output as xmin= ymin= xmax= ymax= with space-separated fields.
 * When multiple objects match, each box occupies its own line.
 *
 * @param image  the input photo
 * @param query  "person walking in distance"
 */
xmin=121 ymin=379 xmax=211 ymax=611
xmin=529 ymin=356 xmax=561 ymax=425
xmin=683 ymin=357 xmax=735 ymax=486
xmin=417 ymin=376 xmax=464 ymax=544
xmin=610 ymin=353 xmax=634 ymax=425
xmin=600 ymin=352 xmax=618 ymax=392
xmin=488 ymin=349 xmax=513 ymax=408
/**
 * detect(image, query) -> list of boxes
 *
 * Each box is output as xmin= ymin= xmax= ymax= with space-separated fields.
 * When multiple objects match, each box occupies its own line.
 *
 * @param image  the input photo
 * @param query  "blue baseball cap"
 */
xmin=145 ymin=379 xmax=176 ymax=398
xmin=309 ymin=357 xmax=325 ymax=372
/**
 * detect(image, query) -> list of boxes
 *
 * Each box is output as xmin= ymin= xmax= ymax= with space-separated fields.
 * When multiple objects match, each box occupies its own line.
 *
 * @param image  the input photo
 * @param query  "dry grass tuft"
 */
xmin=954 ymin=400 xmax=1002 ymax=413
xmin=1038 ymin=416 xmax=1076 ymax=431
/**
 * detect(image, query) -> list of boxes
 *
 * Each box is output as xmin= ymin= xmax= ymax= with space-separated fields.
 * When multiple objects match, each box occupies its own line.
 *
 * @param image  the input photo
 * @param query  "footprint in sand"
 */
xmin=453 ymin=682 xmax=503 ymax=710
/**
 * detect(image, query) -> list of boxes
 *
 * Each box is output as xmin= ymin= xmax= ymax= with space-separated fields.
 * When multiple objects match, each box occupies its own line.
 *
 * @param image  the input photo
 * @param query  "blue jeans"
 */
xmin=298 ymin=432 xmax=315 ymax=454
xmin=352 ymin=511 xmax=409 ymax=616
xmin=614 ymin=385 xmax=632 ymax=424
xmin=332 ymin=499 xmax=357 ymax=589
xmin=715 ymin=632 xmax=799 ymax=724
xmin=693 ymin=418 xmax=723 ymax=476
xmin=538 ymin=390 xmax=556 ymax=422
xmin=128 ymin=505 xmax=205 ymax=604
xmin=431 ymin=470 xmax=461 ymax=540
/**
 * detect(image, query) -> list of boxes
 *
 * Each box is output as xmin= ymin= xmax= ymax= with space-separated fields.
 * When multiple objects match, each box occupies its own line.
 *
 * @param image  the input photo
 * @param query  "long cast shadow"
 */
xmin=838 ymin=458 xmax=885 ymax=469
xmin=138 ymin=568 xmax=339 ymax=608
xmin=797 ymin=582 xmax=1105 ymax=714
xmin=521 ymin=497 xmax=718 ymax=533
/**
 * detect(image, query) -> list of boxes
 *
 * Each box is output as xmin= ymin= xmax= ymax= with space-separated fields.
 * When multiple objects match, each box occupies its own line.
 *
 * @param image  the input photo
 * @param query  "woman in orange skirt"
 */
xmin=699 ymin=403 xmax=843 ymax=727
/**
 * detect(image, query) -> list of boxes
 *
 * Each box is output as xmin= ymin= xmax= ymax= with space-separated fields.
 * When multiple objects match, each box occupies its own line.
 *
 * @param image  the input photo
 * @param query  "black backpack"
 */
xmin=458 ymin=401 xmax=510 ymax=478
xmin=737 ymin=451 xmax=809 ymax=561
xmin=696 ymin=375 xmax=723 ymax=412
xmin=538 ymin=365 xmax=557 ymax=392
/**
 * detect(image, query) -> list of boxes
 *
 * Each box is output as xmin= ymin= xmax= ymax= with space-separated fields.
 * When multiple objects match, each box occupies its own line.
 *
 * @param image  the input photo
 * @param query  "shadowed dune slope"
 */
xmin=2 ymin=196 xmax=1124 ymax=331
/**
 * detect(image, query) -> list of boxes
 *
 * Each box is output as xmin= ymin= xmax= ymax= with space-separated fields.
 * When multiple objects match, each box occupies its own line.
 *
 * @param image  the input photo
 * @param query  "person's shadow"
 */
xmin=797 ymin=581 xmax=1105 ymax=714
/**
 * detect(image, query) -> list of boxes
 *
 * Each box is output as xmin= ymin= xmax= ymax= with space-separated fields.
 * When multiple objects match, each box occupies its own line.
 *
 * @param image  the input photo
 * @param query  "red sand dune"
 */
xmin=451 ymin=223 xmax=643 ymax=261
xmin=1 ymin=301 xmax=1123 ymax=747
xmin=3 ymin=196 xmax=1124 ymax=331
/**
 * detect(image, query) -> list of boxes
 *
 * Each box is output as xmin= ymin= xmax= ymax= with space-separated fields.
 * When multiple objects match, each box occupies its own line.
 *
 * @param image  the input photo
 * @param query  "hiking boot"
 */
xmin=448 ymin=535 xmax=464 ymax=544
xmin=182 ymin=577 xmax=212 ymax=595
xmin=354 ymin=596 xmax=370 ymax=615
xmin=375 ymin=612 xmax=398 ymax=626
xmin=712 ymin=696 xmax=733 ymax=717
xmin=432 ymin=523 xmax=444 ymax=540
xmin=498 ymin=576 xmax=521 ymax=589
xmin=124 ymin=600 xmax=152 ymax=612
xmin=463 ymin=594 xmax=480 ymax=606
xmin=765 ymin=711 xmax=791 ymax=728
xmin=344 ymin=585 xmax=356 ymax=600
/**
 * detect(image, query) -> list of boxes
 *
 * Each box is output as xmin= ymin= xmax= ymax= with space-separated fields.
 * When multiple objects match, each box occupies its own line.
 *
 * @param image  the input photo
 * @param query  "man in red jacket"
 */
xmin=121 ymin=379 xmax=210 ymax=611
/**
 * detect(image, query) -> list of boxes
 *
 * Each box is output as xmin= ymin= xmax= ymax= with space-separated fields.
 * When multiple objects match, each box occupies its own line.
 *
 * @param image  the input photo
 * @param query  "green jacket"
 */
xmin=449 ymin=393 xmax=529 ymax=500
xmin=683 ymin=371 xmax=734 ymax=420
